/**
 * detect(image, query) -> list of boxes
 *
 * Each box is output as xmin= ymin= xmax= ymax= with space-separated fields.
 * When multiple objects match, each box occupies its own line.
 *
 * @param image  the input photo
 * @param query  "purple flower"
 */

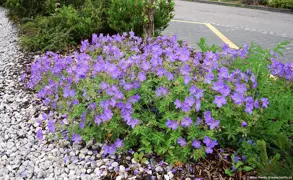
xmin=89 ymin=103 xmax=96 ymax=110
xmin=63 ymin=86 xmax=76 ymax=98
xmin=218 ymin=84 xmax=231 ymax=96
xmin=64 ymin=155 xmax=69 ymax=164
xmin=166 ymin=72 xmax=174 ymax=81
xmin=184 ymin=75 xmax=192 ymax=85
xmin=195 ymin=99 xmax=201 ymax=112
xmin=181 ymin=102 xmax=191 ymax=112
xmin=196 ymin=117 xmax=202 ymax=125
xmin=156 ymin=67 xmax=166 ymax=77
xmin=231 ymin=92 xmax=245 ymax=105
xmin=203 ymin=136 xmax=218 ymax=153
xmin=141 ymin=61 xmax=151 ymax=71
xmin=184 ymin=96 xmax=195 ymax=107
xmin=235 ymin=83 xmax=247 ymax=94
xmin=209 ymin=119 xmax=220 ymax=130
xmin=47 ymin=120 xmax=56 ymax=133
xmin=137 ymin=72 xmax=146 ymax=82
xmin=189 ymin=85 xmax=198 ymax=95
xmin=254 ymin=100 xmax=260 ymax=109
xmin=213 ymin=95 xmax=226 ymax=107
xmin=234 ymin=156 xmax=240 ymax=163
xmin=36 ymin=129 xmax=43 ymax=140
xmin=177 ymin=138 xmax=187 ymax=147
xmin=242 ymin=156 xmax=247 ymax=162
xmin=42 ymin=113 xmax=47 ymax=120
xmin=261 ymin=98 xmax=269 ymax=108
xmin=128 ymin=94 xmax=141 ymax=103
xmin=245 ymin=98 xmax=254 ymax=114
xmin=241 ymin=121 xmax=247 ymax=127
xmin=205 ymin=147 xmax=213 ymax=154
xmin=204 ymin=111 xmax=220 ymax=130
xmin=127 ymin=118 xmax=139 ymax=128
xmin=192 ymin=139 xmax=201 ymax=148
xmin=181 ymin=117 xmax=193 ymax=127
xmin=180 ymin=65 xmax=191 ymax=75
xmin=72 ymin=134 xmax=82 ymax=144
xmin=100 ymin=81 xmax=109 ymax=90
xmin=247 ymin=139 xmax=253 ymax=144
xmin=204 ymin=71 xmax=214 ymax=84
xmin=156 ymin=87 xmax=168 ymax=97
xmin=191 ymin=86 xmax=204 ymax=99
xmin=95 ymin=116 xmax=102 ymax=125
xmin=166 ymin=119 xmax=179 ymax=130
xmin=103 ymin=144 xmax=116 ymax=156
xmin=212 ymin=80 xmax=225 ymax=92
xmin=115 ymin=138 xmax=124 ymax=148
xmin=79 ymin=121 xmax=85 ymax=129
xmin=72 ymin=99 xmax=79 ymax=105
xmin=218 ymin=67 xmax=229 ymax=79
xmin=174 ymin=99 xmax=181 ymax=109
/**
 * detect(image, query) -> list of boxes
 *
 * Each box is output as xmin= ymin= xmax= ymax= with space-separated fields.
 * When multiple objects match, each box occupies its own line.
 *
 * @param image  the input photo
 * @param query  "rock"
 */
xmin=86 ymin=169 xmax=92 ymax=174
xmin=164 ymin=175 xmax=170 ymax=180
xmin=155 ymin=166 xmax=163 ymax=172
xmin=119 ymin=165 xmax=125 ymax=173
xmin=112 ymin=162 xmax=119 ymax=167
xmin=167 ymin=171 xmax=174 ymax=179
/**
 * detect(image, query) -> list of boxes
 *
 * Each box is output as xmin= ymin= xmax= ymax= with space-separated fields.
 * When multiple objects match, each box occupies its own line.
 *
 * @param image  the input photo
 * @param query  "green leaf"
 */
xmin=243 ymin=166 xmax=253 ymax=172
xmin=225 ymin=168 xmax=233 ymax=176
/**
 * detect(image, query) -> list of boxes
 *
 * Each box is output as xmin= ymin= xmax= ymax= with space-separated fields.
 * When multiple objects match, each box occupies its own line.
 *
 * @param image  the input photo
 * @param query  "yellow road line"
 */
xmin=171 ymin=19 xmax=205 ymax=25
xmin=171 ymin=19 xmax=239 ymax=49
xmin=205 ymin=23 xmax=239 ymax=49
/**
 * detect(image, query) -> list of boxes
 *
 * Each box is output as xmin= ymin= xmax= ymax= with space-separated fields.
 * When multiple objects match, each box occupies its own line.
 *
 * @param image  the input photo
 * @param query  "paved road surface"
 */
xmin=163 ymin=0 xmax=293 ymax=62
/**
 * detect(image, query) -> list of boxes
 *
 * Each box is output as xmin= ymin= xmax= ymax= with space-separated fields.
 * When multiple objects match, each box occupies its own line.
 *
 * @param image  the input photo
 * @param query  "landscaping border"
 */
xmin=184 ymin=0 xmax=293 ymax=14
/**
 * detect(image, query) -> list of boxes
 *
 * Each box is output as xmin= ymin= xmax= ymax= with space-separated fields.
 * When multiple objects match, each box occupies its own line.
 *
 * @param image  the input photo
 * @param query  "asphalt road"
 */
xmin=163 ymin=0 xmax=293 ymax=62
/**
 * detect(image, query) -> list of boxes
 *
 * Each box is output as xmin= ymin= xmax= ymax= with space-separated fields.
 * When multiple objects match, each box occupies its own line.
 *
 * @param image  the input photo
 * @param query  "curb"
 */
xmin=184 ymin=0 xmax=293 ymax=14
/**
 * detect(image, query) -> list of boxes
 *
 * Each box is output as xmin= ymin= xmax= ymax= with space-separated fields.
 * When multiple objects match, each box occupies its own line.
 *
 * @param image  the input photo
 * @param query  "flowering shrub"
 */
xmin=25 ymin=33 xmax=292 ymax=165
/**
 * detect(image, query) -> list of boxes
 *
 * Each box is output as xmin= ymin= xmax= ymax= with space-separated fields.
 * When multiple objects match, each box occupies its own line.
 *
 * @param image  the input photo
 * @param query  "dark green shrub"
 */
xmin=20 ymin=0 xmax=103 ymax=52
xmin=269 ymin=0 xmax=293 ymax=9
xmin=0 ymin=0 xmax=6 ymax=5
xmin=5 ymin=0 xmax=56 ymax=21
xmin=107 ymin=0 xmax=174 ymax=37
xmin=4 ymin=0 xmax=89 ymax=21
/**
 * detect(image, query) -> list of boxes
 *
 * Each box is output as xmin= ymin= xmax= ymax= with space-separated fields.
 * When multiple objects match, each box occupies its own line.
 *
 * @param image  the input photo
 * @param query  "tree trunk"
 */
xmin=143 ymin=0 xmax=155 ymax=41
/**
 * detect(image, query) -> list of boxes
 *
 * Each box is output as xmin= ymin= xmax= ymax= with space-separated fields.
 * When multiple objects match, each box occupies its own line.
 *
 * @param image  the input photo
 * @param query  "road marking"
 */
xmin=171 ymin=19 xmax=239 ymax=49
xmin=205 ymin=23 xmax=239 ymax=49
xmin=171 ymin=19 xmax=205 ymax=25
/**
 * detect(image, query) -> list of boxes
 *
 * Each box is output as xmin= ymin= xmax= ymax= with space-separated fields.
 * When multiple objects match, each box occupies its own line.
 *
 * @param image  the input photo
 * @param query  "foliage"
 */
xmin=107 ymin=0 xmax=174 ymax=37
xmin=24 ymin=33 xmax=292 ymax=169
xmin=3 ymin=0 xmax=89 ymax=21
xmin=269 ymin=0 xmax=293 ymax=9
xmin=225 ymin=154 xmax=253 ymax=176
xmin=133 ymin=152 xmax=147 ymax=164
xmin=4 ymin=0 xmax=56 ymax=21
xmin=20 ymin=0 xmax=103 ymax=52
xmin=0 ymin=0 xmax=6 ymax=5
xmin=6 ymin=0 xmax=174 ymax=52
xmin=223 ymin=41 xmax=293 ymax=176
xmin=241 ymin=0 xmax=293 ymax=8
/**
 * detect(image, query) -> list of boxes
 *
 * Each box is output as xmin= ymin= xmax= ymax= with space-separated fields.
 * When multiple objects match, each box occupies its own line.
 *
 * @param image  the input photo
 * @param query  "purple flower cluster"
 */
xmin=103 ymin=138 xmax=124 ymax=156
xmin=166 ymin=116 xmax=194 ymax=130
xmin=25 ymin=32 xmax=271 ymax=159
xmin=269 ymin=59 xmax=293 ymax=80
xmin=204 ymin=111 xmax=220 ymax=130
xmin=177 ymin=136 xmax=217 ymax=154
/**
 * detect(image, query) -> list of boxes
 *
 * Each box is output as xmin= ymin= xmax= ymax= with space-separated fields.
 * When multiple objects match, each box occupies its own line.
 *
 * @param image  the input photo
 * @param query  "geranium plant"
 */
xmin=25 ymin=32 xmax=288 ymax=165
